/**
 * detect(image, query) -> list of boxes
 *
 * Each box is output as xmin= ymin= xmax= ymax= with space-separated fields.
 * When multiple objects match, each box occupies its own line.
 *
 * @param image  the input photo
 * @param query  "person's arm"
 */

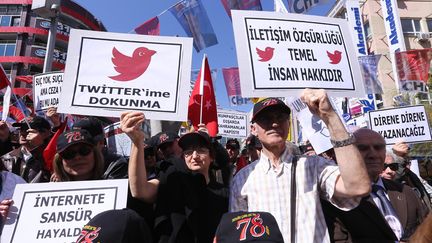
xmin=0 ymin=199 xmax=13 ymax=224
xmin=120 ymin=112 xmax=159 ymax=203
xmin=301 ymin=89 xmax=370 ymax=198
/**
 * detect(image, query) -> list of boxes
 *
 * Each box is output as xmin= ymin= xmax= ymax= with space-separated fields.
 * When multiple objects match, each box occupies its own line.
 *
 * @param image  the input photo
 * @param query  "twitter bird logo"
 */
xmin=256 ymin=47 xmax=274 ymax=62
xmin=326 ymin=50 xmax=342 ymax=64
xmin=109 ymin=47 xmax=156 ymax=81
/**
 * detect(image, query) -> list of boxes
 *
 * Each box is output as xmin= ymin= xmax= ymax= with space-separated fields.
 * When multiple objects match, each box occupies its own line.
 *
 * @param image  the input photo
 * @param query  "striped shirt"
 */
xmin=229 ymin=144 xmax=361 ymax=243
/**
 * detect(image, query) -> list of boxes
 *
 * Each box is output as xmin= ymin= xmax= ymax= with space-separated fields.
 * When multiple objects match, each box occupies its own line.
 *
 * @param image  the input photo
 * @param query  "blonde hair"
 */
xmin=53 ymin=146 xmax=104 ymax=181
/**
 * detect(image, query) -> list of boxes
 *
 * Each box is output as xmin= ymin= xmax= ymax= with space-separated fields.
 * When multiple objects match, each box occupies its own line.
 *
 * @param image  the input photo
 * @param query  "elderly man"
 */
xmin=323 ymin=128 xmax=428 ymax=242
xmin=229 ymin=89 xmax=370 ymax=243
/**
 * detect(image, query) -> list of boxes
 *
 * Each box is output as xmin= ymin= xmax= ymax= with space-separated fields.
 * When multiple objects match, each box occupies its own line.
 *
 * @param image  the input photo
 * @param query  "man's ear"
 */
xmin=250 ymin=123 xmax=257 ymax=136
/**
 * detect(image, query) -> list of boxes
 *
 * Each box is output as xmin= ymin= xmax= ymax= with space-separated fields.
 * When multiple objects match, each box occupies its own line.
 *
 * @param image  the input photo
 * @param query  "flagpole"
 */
xmin=199 ymin=54 xmax=206 ymax=124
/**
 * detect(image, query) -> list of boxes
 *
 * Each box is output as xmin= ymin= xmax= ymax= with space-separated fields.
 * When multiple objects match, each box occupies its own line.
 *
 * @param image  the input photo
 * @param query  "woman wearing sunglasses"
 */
xmin=53 ymin=128 xmax=104 ymax=181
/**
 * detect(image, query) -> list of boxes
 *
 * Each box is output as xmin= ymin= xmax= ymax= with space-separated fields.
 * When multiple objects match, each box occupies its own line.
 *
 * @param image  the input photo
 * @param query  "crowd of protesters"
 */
xmin=0 ymin=89 xmax=430 ymax=242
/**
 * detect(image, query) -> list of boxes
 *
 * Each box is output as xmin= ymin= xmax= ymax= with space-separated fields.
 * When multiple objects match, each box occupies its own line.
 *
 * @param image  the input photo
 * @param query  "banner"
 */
xmin=104 ymin=122 xmax=132 ymax=157
xmin=345 ymin=0 xmax=367 ymax=57
xmin=396 ymin=48 xmax=432 ymax=93
xmin=217 ymin=109 xmax=248 ymax=138
xmin=286 ymin=97 xmax=333 ymax=154
xmin=133 ymin=16 xmax=160 ymax=36
xmin=368 ymin=105 xmax=431 ymax=144
xmin=287 ymin=0 xmax=328 ymax=14
xmin=220 ymin=0 xmax=262 ymax=18
xmin=169 ymin=0 xmax=218 ymax=51
xmin=190 ymin=68 xmax=218 ymax=96
xmin=222 ymin=67 xmax=251 ymax=106
xmin=1 ymin=179 xmax=128 ymax=243
xmin=359 ymin=55 xmax=383 ymax=94
xmin=380 ymin=0 xmax=406 ymax=91
xmin=57 ymin=29 xmax=193 ymax=120
xmin=33 ymin=72 xmax=63 ymax=112
xmin=232 ymin=10 xmax=365 ymax=98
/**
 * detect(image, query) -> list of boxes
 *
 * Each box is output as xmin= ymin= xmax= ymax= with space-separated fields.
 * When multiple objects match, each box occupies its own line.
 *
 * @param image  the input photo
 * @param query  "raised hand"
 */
xmin=120 ymin=111 xmax=145 ymax=144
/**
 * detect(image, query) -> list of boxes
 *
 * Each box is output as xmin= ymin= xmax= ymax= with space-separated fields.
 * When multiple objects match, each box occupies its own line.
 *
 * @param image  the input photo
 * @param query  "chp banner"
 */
xmin=57 ymin=29 xmax=193 ymax=120
xmin=222 ymin=67 xmax=252 ymax=106
xmin=368 ymin=105 xmax=431 ymax=144
xmin=396 ymin=48 xmax=432 ymax=93
xmin=1 ymin=179 xmax=128 ymax=243
xmin=232 ymin=10 xmax=365 ymax=98
xmin=33 ymin=72 xmax=63 ymax=112
xmin=217 ymin=109 xmax=248 ymax=138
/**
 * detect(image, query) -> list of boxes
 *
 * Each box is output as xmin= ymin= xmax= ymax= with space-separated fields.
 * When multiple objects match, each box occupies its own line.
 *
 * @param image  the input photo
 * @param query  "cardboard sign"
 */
xmin=58 ymin=29 xmax=193 ymax=120
xmin=104 ymin=122 xmax=132 ymax=157
xmin=1 ymin=179 xmax=128 ymax=243
xmin=368 ymin=105 xmax=431 ymax=144
xmin=232 ymin=10 xmax=365 ymax=98
xmin=217 ymin=109 xmax=249 ymax=138
xmin=287 ymin=97 xmax=333 ymax=154
xmin=33 ymin=72 xmax=64 ymax=112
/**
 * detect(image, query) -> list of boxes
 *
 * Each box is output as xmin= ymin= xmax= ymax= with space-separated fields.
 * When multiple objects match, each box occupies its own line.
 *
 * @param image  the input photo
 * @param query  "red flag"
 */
xmin=0 ymin=65 xmax=11 ymax=89
xmin=188 ymin=55 xmax=218 ymax=137
xmin=43 ymin=118 xmax=68 ymax=172
xmin=134 ymin=16 xmax=160 ymax=36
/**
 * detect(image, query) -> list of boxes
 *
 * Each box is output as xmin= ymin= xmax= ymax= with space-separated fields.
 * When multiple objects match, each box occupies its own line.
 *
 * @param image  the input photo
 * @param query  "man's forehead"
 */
xmin=355 ymin=129 xmax=384 ymax=142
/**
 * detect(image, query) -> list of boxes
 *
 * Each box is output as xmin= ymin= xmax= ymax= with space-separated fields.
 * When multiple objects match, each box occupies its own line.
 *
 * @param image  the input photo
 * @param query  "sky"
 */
xmin=72 ymin=0 xmax=336 ymax=113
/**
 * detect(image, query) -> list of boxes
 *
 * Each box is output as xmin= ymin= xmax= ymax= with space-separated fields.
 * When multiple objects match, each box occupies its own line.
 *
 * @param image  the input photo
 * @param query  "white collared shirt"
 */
xmin=229 ymin=143 xmax=361 ymax=243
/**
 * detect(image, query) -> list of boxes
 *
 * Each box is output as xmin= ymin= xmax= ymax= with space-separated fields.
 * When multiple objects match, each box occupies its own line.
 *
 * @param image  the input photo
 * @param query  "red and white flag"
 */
xmin=133 ymin=16 xmax=160 ymax=36
xmin=0 ymin=65 xmax=10 ymax=90
xmin=188 ymin=55 xmax=218 ymax=136
xmin=0 ymin=65 xmax=11 ymax=121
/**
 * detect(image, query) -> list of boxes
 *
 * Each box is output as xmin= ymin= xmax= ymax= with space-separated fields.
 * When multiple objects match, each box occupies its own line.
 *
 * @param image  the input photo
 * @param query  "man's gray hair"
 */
xmin=385 ymin=149 xmax=406 ymax=164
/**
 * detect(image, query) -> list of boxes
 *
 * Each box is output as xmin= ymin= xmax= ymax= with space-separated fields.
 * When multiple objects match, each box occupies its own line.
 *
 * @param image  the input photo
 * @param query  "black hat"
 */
xmin=73 ymin=118 xmax=104 ymax=142
xmin=57 ymin=128 xmax=95 ymax=153
xmin=226 ymin=138 xmax=240 ymax=150
xmin=12 ymin=116 xmax=51 ymax=132
xmin=214 ymin=211 xmax=284 ymax=243
xmin=152 ymin=131 xmax=179 ymax=149
xmin=178 ymin=131 xmax=211 ymax=150
xmin=246 ymin=135 xmax=262 ymax=149
xmin=76 ymin=208 xmax=152 ymax=243
xmin=251 ymin=98 xmax=291 ymax=123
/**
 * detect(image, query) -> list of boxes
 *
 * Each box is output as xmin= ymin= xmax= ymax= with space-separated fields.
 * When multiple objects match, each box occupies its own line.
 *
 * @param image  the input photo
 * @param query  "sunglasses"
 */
xmin=384 ymin=163 xmax=400 ymax=171
xmin=60 ymin=146 xmax=92 ymax=160
xmin=356 ymin=144 xmax=386 ymax=152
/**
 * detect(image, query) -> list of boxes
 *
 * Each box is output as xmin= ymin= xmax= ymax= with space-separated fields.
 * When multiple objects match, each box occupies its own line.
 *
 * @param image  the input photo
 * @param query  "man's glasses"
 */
xmin=384 ymin=163 xmax=400 ymax=171
xmin=356 ymin=144 xmax=386 ymax=152
xmin=60 ymin=146 xmax=92 ymax=160
xmin=183 ymin=147 xmax=209 ymax=157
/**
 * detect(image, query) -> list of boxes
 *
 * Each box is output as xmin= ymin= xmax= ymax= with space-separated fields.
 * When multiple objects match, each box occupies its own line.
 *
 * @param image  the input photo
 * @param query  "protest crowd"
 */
xmin=0 ymin=0 xmax=432 ymax=242
xmin=0 ymin=87 xmax=430 ymax=243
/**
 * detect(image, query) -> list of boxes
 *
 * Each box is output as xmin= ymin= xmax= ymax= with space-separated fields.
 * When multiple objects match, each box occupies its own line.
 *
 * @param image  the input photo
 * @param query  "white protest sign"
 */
xmin=232 ymin=10 xmax=365 ymax=98
xmin=58 ymin=29 xmax=193 ymax=120
xmin=33 ymin=72 xmax=64 ymax=112
xmin=217 ymin=109 xmax=249 ymax=138
xmin=2 ymin=179 xmax=128 ymax=243
xmin=287 ymin=97 xmax=333 ymax=154
xmin=368 ymin=105 xmax=431 ymax=144
xmin=104 ymin=122 xmax=132 ymax=157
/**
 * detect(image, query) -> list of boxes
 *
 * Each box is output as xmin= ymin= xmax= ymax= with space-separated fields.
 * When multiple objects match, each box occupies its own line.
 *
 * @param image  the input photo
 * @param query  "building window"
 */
xmin=364 ymin=22 xmax=372 ymax=39
xmin=427 ymin=19 xmax=432 ymax=33
xmin=0 ymin=42 xmax=16 ymax=56
xmin=0 ymin=15 xmax=20 ymax=27
xmin=401 ymin=19 xmax=421 ymax=34
xmin=0 ymin=5 xmax=22 ymax=15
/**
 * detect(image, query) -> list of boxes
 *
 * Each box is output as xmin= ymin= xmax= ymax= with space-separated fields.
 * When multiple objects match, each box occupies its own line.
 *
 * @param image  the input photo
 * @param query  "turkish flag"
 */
xmin=43 ymin=118 xmax=68 ymax=172
xmin=0 ymin=65 xmax=11 ymax=90
xmin=188 ymin=55 xmax=218 ymax=137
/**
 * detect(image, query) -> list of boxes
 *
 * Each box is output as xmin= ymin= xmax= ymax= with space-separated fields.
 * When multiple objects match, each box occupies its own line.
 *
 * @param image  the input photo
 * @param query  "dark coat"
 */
xmin=322 ymin=178 xmax=428 ymax=243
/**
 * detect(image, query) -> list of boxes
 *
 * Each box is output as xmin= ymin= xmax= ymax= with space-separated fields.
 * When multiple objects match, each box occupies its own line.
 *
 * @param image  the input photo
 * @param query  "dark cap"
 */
xmin=73 ymin=118 xmax=104 ymax=142
xmin=12 ymin=116 xmax=51 ymax=132
xmin=152 ymin=131 xmax=179 ymax=149
xmin=251 ymin=98 xmax=291 ymax=123
xmin=214 ymin=211 xmax=284 ymax=243
xmin=76 ymin=209 xmax=152 ymax=243
xmin=226 ymin=138 xmax=240 ymax=150
xmin=57 ymin=128 xmax=95 ymax=153
xmin=178 ymin=131 xmax=211 ymax=150
xmin=246 ymin=135 xmax=262 ymax=149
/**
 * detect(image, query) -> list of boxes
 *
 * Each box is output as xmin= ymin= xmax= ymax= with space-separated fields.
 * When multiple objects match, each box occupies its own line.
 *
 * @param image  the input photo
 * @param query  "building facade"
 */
xmin=0 ymin=0 xmax=105 ymax=89
xmin=328 ymin=0 xmax=432 ymax=106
